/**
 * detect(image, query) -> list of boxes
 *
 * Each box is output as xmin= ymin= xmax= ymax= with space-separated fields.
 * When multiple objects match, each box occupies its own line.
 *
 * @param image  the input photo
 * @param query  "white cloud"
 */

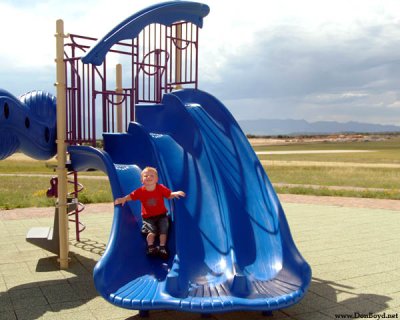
xmin=388 ymin=101 xmax=400 ymax=109
xmin=310 ymin=92 xmax=369 ymax=104
xmin=0 ymin=3 xmax=52 ymax=68
xmin=1 ymin=0 xmax=400 ymax=125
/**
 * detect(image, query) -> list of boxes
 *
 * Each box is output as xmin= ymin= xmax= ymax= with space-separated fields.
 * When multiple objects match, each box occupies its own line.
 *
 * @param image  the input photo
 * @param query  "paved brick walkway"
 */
xmin=0 ymin=196 xmax=399 ymax=319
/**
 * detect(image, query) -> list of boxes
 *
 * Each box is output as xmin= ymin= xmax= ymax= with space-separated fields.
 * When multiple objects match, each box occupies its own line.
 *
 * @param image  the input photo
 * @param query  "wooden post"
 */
xmin=55 ymin=19 xmax=69 ymax=269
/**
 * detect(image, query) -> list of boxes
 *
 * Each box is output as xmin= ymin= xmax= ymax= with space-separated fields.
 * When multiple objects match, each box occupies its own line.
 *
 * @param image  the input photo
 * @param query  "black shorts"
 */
xmin=141 ymin=214 xmax=169 ymax=235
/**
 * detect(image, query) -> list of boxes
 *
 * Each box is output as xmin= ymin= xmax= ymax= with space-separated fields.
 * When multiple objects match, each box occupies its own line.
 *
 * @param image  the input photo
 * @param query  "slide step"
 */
xmin=26 ymin=227 xmax=54 ymax=240
xmin=25 ymin=210 xmax=60 ymax=254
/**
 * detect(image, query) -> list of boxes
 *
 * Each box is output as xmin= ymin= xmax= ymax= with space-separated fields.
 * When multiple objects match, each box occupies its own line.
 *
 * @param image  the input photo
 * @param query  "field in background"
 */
xmin=0 ymin=133 xmax=398 ymax=209
xmin=252 ymin=134 xmax=400 ymax=200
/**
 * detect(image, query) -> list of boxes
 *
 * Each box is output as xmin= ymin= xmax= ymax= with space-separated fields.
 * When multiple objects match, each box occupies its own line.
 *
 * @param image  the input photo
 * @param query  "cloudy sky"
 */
xmin=1 ymin=0 xmax=400 ymax=125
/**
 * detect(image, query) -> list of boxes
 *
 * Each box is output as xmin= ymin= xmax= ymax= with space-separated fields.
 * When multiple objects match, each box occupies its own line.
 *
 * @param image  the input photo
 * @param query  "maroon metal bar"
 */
xmin=67 ymin=171 xmax=86 ymax=241
xmin=195 ymin=25 xmax=199 ymax=89
xmin=63 ymin=21 xmax=199 ymax=145
xmin=61 ymin=21 xmax=200 ymax=241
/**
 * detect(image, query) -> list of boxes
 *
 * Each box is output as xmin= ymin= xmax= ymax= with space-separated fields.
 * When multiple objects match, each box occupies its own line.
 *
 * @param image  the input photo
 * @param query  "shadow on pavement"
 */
xmin=0 ymin=249 xmax=391 ymax=320
xmin=1 ymin=243 xmax=102 ymax=320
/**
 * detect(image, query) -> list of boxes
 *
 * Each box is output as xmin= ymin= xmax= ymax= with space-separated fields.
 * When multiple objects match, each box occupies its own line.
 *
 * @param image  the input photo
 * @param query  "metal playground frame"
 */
xmin=55 ymin=18 xmax=201 ymax=268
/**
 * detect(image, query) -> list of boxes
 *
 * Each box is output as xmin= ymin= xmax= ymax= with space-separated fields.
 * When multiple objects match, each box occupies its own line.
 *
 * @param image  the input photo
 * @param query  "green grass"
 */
xmin=253 ymin=136 xmax=400 ymax=151
xmin=264 ymin=166 xmax=400 ymax=190
xmin=0 ymin=135 xmax=399 ymax=209
xmin=275 ymin=185 xmax=400 ymax=200
xmin=255 ymin=137 xmax=400 ymax=164
xmin=0 ymin=159 xmax=55 ymax=174
xmin=259 ymin=150 xmax=400 ymax=164
xmin=0 ymin=176 xmax=112 ymax=210
xmin=0 ymin=157 xmax=106 ymax=176
xmin=77 ymin=178 xmax=113 ymax=204
xmin=0 ymin=154 xmax=111 ymax=209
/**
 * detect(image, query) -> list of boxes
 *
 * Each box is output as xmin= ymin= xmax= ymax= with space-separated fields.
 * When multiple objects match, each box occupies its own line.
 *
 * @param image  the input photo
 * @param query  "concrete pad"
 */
xmin=0 ymin=198 xmax=399 ymax=319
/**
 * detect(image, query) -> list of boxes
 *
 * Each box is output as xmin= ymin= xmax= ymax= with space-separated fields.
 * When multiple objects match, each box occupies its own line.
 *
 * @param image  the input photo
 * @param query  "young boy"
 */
xmin=114 ymin=166 xmax=185 ymax=259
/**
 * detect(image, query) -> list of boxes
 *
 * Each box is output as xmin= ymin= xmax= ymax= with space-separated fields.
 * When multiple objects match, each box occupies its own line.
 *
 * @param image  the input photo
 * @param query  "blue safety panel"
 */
xmin=81 ymin=1 xmax=210 ymax=66
xmin=0 ymin=89 xmax=56 ymax=160
xmin=68 ymin=89 xmax=311 ymax=314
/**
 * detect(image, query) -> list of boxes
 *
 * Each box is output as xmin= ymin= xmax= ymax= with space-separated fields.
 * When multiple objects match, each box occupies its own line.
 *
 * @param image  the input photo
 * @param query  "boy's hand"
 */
xmin=170 ymin=191 xmax=186 ymax=199
xmin=114 ymin=197 xmax=126 ymax=206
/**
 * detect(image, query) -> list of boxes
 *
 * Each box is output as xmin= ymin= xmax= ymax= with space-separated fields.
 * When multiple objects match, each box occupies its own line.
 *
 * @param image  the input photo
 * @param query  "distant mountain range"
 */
xmin=238 ymin=119 xmax=400 ymax=136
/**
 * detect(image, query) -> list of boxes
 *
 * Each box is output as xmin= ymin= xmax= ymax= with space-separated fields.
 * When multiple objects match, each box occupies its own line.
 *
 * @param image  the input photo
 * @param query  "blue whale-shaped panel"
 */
xmin=0 ymin=89 xmax=56 ymax=160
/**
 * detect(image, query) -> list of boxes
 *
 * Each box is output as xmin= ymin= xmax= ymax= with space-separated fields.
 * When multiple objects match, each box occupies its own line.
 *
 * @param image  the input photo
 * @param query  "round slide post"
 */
xmin=116 ymin=64 xmax=123 ymax=132
xmin=55 ymin=19 xmax=69 ymax=269
xmin=175 ymin=23 xmax=182 ymax=89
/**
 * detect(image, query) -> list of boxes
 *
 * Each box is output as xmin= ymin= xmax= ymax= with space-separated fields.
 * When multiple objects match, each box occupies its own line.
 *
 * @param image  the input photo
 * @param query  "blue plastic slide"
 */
xmin=0 ymin=89 xmax=56 ymax=160
xmin=68 ymin=89 xmax=311 ymax=314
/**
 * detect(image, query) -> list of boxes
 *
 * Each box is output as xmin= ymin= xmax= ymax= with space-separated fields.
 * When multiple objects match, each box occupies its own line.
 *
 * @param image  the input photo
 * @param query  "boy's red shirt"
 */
xmin=129 ymin=184 xmax=172 ymax=218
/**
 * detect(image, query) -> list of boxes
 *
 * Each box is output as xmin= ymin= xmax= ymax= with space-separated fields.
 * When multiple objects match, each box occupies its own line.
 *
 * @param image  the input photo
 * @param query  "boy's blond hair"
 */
xmin=141 ymin=166 xmax=158 ymax=177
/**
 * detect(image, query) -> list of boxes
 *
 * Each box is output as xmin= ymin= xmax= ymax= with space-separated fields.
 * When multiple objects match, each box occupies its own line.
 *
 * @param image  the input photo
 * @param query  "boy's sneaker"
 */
xmin=158 ymin=246 xmax=169 ymax=260
xmin=146 ymin=245 xmax=158 ymax=257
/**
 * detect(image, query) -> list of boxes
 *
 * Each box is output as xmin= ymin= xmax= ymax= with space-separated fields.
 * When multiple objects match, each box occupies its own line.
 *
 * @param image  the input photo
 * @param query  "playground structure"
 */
xmin=0 ymin=1 xmax=311 ymax=316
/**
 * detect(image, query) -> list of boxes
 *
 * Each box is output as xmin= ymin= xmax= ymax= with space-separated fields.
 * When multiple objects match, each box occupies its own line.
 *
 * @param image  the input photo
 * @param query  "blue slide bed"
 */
xmin=68 ymin=89 xmax=311 ymax=314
